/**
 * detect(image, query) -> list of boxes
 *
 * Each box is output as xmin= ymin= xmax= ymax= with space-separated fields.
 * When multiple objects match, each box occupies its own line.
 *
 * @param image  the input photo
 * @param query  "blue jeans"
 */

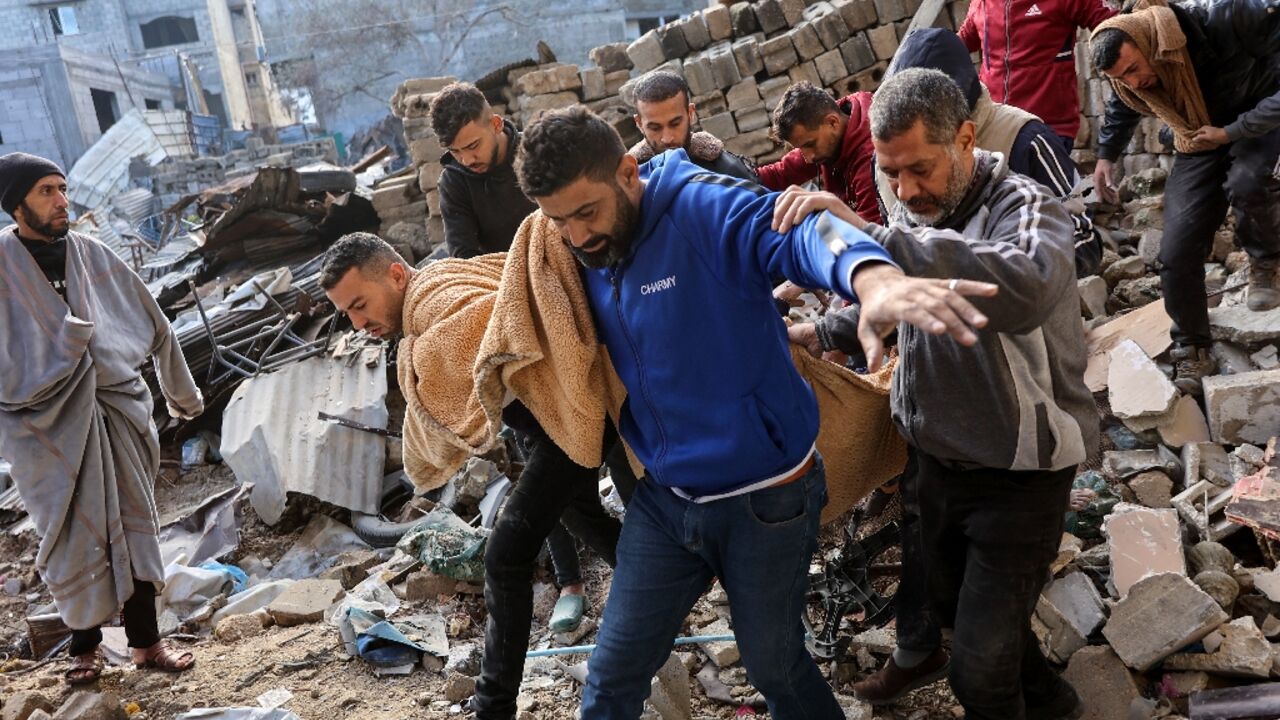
xmin=581 ymin=455 xmax=842 ymax=720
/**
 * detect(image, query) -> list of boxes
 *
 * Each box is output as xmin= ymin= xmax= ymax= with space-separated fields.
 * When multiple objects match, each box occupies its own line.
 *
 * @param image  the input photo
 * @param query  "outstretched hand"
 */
xmin=772 ymin=186 xmax=864 ymax=234
xmin=852 ymin=264 xmax=998 ymax=371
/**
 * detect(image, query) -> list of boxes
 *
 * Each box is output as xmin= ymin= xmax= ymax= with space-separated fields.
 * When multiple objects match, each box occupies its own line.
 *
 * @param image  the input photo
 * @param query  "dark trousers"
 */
xmin=913 ymin=451 xmax=1074 ymax=720
xmin=68 ymin=578 xmax=160 ymax=656
xmin=1161 ymin=128 xmax=1280 ymax=346
xmin=891 ymin=454 xmax=941 ymax=653
xmin=473 ymin=429 xmax=626 ymax=720
xmin=545 ymin=441 xmax=637 ymax=588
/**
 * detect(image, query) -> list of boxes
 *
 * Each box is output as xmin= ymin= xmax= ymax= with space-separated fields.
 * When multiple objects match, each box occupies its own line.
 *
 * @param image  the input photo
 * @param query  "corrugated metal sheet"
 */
xmin=219 ymin=353 xmax=388 ymax=525
xmin=67 ymin=110 xmax=169 ymax=212
xmin=112 ymin=188 xmax=157 ymax=224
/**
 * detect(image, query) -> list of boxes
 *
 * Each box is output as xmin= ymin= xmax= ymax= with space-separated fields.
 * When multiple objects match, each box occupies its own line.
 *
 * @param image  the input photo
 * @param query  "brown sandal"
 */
xmin=133 ymin=641 xmax=195 ymax=673
xmin=65 ymin=649 xmax=104 ymax=685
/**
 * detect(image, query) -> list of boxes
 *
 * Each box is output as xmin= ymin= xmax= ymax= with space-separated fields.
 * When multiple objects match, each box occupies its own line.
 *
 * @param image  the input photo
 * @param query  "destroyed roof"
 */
xmin=67 ymin=110 xmax=192 ymax=212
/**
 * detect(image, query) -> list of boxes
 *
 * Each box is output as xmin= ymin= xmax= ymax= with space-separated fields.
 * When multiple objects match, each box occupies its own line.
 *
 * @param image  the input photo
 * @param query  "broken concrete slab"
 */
xmin=1085 ymin=300 xmax=1174 ymax=392
xmin=699 ymin=620 xmax=740 ymax=667
xmin=1183 ymin=442 xmax=1235 ymax=488
xmin=214 ymin=612 xmax=267 ymax=643
xmin=1255 ymin=569 xmax=1280 ymax=603
xmin=1079 ymin=276 xmax=1109 ymax=320
xmin=267 ymin=578 xmax=345 ymax=626
xmin=3 ymin=691 xmax=55 ymax=720
xmin=1164 ymin=617 xmax=1273 ymax=679
xmin=1252 ymin=344 xmax=1280 ymax=371
xmin=1035 ymin=572 xmax=1106 ymax=663
xmin=1103 ymin=446 xmax=1183 ymax=481
xmin=1108 ymin=339 xmax=1179 ymax=422
xmin=407 ymin=570 xmax=457 ymax=601
xmin=1103 ymin=504 xmax=1186 ymax=598
xmin=50 ymin=692 xmax=126 ymax=720
xmin=1157 ymin=395 xmax=1212 ymax=449
xmin=1203 ymin=369 xmax=1280 ymax=445
xmin=1209 ymin=305 xmax=1280 ymax=344
xmin=1173 ymin=479 xmax=1241 ymax=542
xmin=649 ymin=653 xmax=692 ymax=720
xmin=1103 ymin=573 xmax=1229 ymax=672
xmin=1062 ymin=646 xmax=1142 ymax=720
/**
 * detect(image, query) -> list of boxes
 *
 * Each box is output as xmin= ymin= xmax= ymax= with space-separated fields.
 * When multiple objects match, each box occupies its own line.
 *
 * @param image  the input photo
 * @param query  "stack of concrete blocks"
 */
xmin=148 ymin=137 xmax=338 ymax=209
xmin=380 ymin=76 xmax=458 ymax=261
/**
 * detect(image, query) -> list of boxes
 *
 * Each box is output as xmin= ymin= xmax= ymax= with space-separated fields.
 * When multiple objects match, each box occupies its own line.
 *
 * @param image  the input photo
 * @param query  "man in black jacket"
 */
xmin=1090 ymin=0 xmax=1280 ymax=394
xmin=627 ymin=71 xmax=757 ymax=180
xmin=430 ymin=82 xmax=538 ymax=258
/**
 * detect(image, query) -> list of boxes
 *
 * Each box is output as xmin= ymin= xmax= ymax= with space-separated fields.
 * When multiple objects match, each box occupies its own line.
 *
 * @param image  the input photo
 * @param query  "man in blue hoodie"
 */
xmin=515 ymin=106 xmax=997 ymax=719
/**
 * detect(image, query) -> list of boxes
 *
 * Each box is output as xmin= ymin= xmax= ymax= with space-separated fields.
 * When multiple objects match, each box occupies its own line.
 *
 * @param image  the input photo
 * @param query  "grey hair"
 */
xmin=869 ymin=68 xmax=970 ymax=145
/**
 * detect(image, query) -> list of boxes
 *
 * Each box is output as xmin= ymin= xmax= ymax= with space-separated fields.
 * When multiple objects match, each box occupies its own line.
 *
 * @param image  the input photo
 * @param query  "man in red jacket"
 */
xmin=958 ymin=0 xmax=1115 ymax=149
xmin=756 ymin=82 xmax=881 ymax=224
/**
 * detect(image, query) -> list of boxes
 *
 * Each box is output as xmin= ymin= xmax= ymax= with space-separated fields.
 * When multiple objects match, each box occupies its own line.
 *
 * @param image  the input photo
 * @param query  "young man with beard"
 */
xmin=626 ymin=71 xmax=757 ymax=181
xmin=431 ymin=82 xmax=538 ymax=258
xmin=515 ymin=105 xmax=997 ymax=719
xmin=756 ymin=82 xmax=881 ymax=223
xmin=319 ymin=233 xmax=627 ymax=720
xmin=774 ymin=69 xmax=1097 ymax=720
xmin=1091 ymin=0 xmax=1280 ymax=394
xmin=0 ymin=152 xmax=202 ymax=684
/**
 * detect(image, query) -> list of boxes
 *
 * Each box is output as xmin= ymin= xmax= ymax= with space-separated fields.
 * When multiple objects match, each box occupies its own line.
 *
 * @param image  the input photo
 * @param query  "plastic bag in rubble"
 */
xmin=1064 ymin=471 xmax=1121 ymax=540
xmin=396 ymin=506 xmax=489 ymax=583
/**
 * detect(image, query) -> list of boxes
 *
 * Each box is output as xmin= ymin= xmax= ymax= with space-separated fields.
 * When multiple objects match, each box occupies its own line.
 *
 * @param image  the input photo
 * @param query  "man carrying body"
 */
xmin=0 ymin=152 xmax=202 ymax=684
xmin=1091 ymin=0 xmax=1280 ymax=394
xmin=757 ymin=82 xmax=881 ymax=223
xmin=319 ymin=232 xmax=625 ymax=720
xmin=515 ymin=105 xmax=995 ymax=719
xmin=774 ymin=69 xmax=1097 ymax=720
xmin=626 ymin=71 xmax=757 ymax=181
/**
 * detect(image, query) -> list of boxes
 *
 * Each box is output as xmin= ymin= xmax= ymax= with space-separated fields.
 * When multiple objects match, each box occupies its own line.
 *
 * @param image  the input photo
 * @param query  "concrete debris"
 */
xmin=1079 ymin=276 xmax=1109 ymax=320
xmin=49 ymin=692 xmax=126 ymax=720
xmin=1158 ymin=395 xmax=1213 ymax=449
xmin=1186 ymin=541 xmax=1236 ymax=576
xmin=1164 ymin=617 xmax=1273 ymax=679
xmin=1202 ymin=370 xmax=1280 ymax=445
xmin=648 ymin=653 xmax=692 ymax=720
xmin=1128 ymin=471 xmax=1174 ymax=509
xmin=1103 ymin=504 xmax=1187 ymax=597
xmin=1085 ymin=301 xmax=1173 ymax=392
xmin=1251 ymin=345 xmax=1280 ymax=370
xmin=1108 ymin=339 xmax=1179 ymax=424
xmin=214 ymin=612 xmax=269 ymax=643
xmin=442 ymin=672 xmax=477 ymax=703
xmin=2 ymin=692 xmax=55 ymax=720
xmin=1062 ymin=646 xmax=1143 ymax=720
xmin=1192 ymin=570 xmax=1240 ymax=613
xmin=1183 ymin=442 xmax=1235 ymax=488
xmin=267 ymin=579 xmax=346 ymax=626
xmin=406 ymin=571 xmax=458 ymax=601
xmin=1253 ymin=569 xmax=1280 ymax=603
xmin=699 ymin=621 xmax=740 ymax=668
xmin=1102 ymin=446 xmax=1183 ymax=482
xmin=1034 ymin=572 xmax=1106 ymax=663
xmin=1102 ymin=573 xmax=1229 ymax=672
xmin=1209 ymin=306 xmax=1280 ymax=345
xmin=1173 ymin=480 xmax=1241 ymax=542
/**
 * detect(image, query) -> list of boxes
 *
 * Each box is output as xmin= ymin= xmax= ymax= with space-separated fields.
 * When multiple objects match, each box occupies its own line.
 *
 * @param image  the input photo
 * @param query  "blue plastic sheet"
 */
xmin=200 ymin=561 xmax=249 ymax=595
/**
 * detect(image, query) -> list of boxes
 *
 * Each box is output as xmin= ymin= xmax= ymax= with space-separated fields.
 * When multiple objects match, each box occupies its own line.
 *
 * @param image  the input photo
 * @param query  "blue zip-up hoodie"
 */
xmin=580 ymin=150 xmax=894 ymax=497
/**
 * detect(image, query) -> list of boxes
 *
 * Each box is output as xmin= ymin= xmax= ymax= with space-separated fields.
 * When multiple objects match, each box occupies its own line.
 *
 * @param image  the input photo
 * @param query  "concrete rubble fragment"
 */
xmin=1103 ymin=503 xmax=1187 ymax=597
xmin=2 ymin=692 xmax=55 ymax=720
xmin=648 ymin=653 xmax=693 ymax=720
xmin=1164 ymin=617 xmax=1274 ymax=679
xmin=1203 ymin=370 xmax=1280 ymax=445
xmin=1034 ymin=571 xmax=1107 ymax=663
xmin=49 ymin=692 xmax=126 ymax=720
xmin=1108 ymin=339 xmax=1179 ymax=427
xmin=1062 ymin=646 xmax=1143 ymax=720
xmin=698 ymin=619 xmax=740 ymax=667
xmin=1102 ymin=573 xmax=1229 ymax=671
xmin=267 ymin=579 xmax=346 ymax=626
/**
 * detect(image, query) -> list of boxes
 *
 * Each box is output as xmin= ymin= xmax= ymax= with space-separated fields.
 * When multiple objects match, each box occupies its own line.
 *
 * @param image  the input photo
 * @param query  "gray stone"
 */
xmin=866 ymin=23 xmax=899 ymax=61
xmin=648 ymin=653 xmax=692 ymax=720
xmin=514 ymin=65 xmax=582 ymax=96
xmin=589 ymin=42 xmax=633 ymax=73
xmin=873 ymin=0 xmax=909 ymax=21
xmin=815 ymin=49 xmax=848 ymax=85
xmin=701 ymin=112 xmax=739 ymax=140
xmin=1252 ymin=345 xmax=1280 ymax=370
xmin=705 ymin=5 xmax=733 ymax=41
xmin=417 ymin=162 xmax=443 ymax=192
xmin=760 ymin=35 xmax=800 ymax=76
xmin=725 ymin=78 xmax=762 ymax=112
xmin=627 ymin=31 xmax=666 ymax=74
xmin=1078 ymin=275 xmax=1108 ymax=320
xmin=1107 ymin=339 xmax=1178 ymax=422
xmin=214 ymin=612 xmax=267 ymax=643
xmin=267 ymin=578 xmax=345 ymax=626
xmin=3 ymin=692 xmax=55 ymax=720
xmin=732 ymin=37 xmax=764 ymax=78
xmin=1104 ymin=504 xmax=1187 ymax=598
xmin=407 ymin=570 xmax=457 ymax=600
xmin=445 ymin=642 xmax=482 ymax=676
xmin=1036 ymin=572 xmax=1106 ymax=663
xmin=1102 ymin=573 xmax=1229 ymax=671
xmin=759 ymin=76 xmax=792 ymax=110
xmin=443 ymin=672 xmax=477 ymax=702
xmin=788 ymin=61 xmax=822 ymax=87
xmin=50 ymin=692 xmax=125 ymax=720
xmin=730 ymin=2 xmax=760 ymax=36
xmin=677 ymin=13 xmax=712 ymax=51
xmin=1163 ymin=616 xmax=1273 ymax=678
xmin=1209 ymin=305 xmax=1280 ymax=344
xmin=657 ymin=23 xmax=690 ymax=60
xmin=699 ymin=619 xmax=740 ymax=667
xmin=707 ymin=43 xmax=742 ymax=89
xmin=734 ymin=107 xmax=770 ymax=133
xmin=1061 ymin=647 xmax=1142 ymax=720
xmin=839 ymin=33 xmax=877 ymax=74
xmin=604 ymin=70 xmax=629 ymax=96
xmin=726 ymin=128 xmax=776 ymax=158
xmin=580 ymin=67 xmax=607 ymax=101
xmin=1137 ymin=228 xmax=1162 ymax=266
xmin=1211 ymin=340 xmax=1258 ymax=376
xmin=780 ymin=0 xmax=807 ymax=25
xmin=812 ymin=10 xmax=851 ymax=50
xmin=693 ymin=91 xmax=728 ymax=118
xmin=684 ymin=55 xmax=718 ymax=98
xmin=835 ymin=0 xmax=879 ymax=30
xmin=1128 ymin=470 xmax=1174 ymax=508
xmin=1103 ymin=255 xmax=1147 ymax=285
xmin=789 ymin=22 xmax=826 ymax=61
xmin=755 ymin=0 xmax=789 ymax=33
xmin=1203 ymin=369 xmax=1280 ymax=445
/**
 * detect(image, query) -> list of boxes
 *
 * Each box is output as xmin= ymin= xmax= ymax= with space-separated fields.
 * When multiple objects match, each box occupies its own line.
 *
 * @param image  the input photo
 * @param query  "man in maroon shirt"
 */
xmin=756 ymin=82 xmax=882 ymax=224
xmin=958 ymin=0 xmax=1116 ymax=149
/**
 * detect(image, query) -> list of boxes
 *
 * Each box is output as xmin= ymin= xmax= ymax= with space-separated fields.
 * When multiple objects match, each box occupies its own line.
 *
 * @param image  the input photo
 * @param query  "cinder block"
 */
xmin=589 ymin=43 xmax=633 ymax=73
xmin=845 ymin=61 xmax=888 ymax=93
xmin=840 ymin=33 xmax=877 ymax=74
xmin=835 ymin=0 xmax=879 ymax=30
xmin=755 ymin=0 xmax=789 ymax=33
xmin=789 ymin=22 xmax=826 ymax=61
xmin=515 ymin=64 xmax=582 ymax=96
xmin=604 ymin=70 xmax=630 ymax=96
xmin=867 ymin=23 xmax=899 ymax=61
xmin=815 ymin=49 xmax=849 ymax=85
xmin=760 ymin=35 xmax=800 ymax=76
xmin=820 ymin=14 xmax=853 ymax=51
xmin=726 ymin=78 xmax=762 ymax=112
xmin=730 ymin=2 xmax=760 ymax=36
xmin=701 ymin=111 xmax=739 ymax=140
xmin=734 ymin=107 xmax=770 ymax=133
xmin=684 ymin=55 xmax=718 ymax=98
xmin=693 ymin=91 xmax=729 ymax=118
xmin=658 ymin=23 xmax=690 ymax=59
xmin=705 ymin=5 xmax=733 ymax=41
xmin=725 ymin=127 xmax=777 ymax=157
xmin=519 ymin=91 xmax=580 ymax=115
xmin=732 ymin=36 xmax=765 ymax=77
xmin=417 ymin=162 xmax=443 ymax=192
xmin=707 ymin=43 xmax=742 ymax=89
xmin=627 ymin=31 xmax=666 ymax=74
xmin=874 ymin=0 xmax=909 ymax=22
xmin=759 ymin=76 xmax=792 ymax=110
xmin=779 ymin=0 xmax=807 ymax=26
xmin=581 ymin=67 xmax=607 ymax=101
xmin=788 ymin=60 xmax=822 ymax=87
xmin=678 ymin=13 xmax=712 ymax=51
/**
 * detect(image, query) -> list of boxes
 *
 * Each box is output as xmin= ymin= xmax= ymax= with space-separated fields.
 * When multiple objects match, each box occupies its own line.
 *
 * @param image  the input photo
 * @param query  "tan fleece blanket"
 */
xmin=398 ymin=212 xmax=906 ymax=524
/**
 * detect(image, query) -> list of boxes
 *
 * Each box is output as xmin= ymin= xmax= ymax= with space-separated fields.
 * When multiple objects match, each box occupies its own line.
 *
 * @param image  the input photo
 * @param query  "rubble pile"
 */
xmin=145 ymin=136 xmax=339 ymax=212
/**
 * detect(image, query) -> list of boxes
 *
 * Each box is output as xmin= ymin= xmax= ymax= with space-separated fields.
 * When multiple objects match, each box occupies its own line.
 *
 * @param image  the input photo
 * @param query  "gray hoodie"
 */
xmin=852 ymin=150 xmax=1097 ymax=472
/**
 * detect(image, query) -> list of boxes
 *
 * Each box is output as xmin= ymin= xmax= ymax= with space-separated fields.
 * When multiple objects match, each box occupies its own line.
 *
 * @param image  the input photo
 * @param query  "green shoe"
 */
xmin=549 ymin=594 xmax=586 ymax=634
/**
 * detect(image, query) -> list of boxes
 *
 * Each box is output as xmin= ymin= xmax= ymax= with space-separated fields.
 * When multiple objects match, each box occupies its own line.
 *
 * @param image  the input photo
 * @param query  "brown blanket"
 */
xmin=398 ymin=212 xmax=906 ymax=524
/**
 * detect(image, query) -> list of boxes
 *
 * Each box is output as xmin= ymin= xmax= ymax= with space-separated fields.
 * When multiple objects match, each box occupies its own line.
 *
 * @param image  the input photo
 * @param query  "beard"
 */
xmin=901 ymin=149 xmax=972 ymax=227
xmin=19 ymin=201 xmax=69 ymax=239
xmin=569 ymin=186 xmax=639 ymax=270
xmin=648 ymin=129 xmax=692 ymax=156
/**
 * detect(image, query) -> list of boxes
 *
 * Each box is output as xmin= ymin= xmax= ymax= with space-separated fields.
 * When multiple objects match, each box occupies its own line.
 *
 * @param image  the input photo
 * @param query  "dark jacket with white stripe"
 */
xmin=831 ymin=151 xmax=1098 ymax=472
